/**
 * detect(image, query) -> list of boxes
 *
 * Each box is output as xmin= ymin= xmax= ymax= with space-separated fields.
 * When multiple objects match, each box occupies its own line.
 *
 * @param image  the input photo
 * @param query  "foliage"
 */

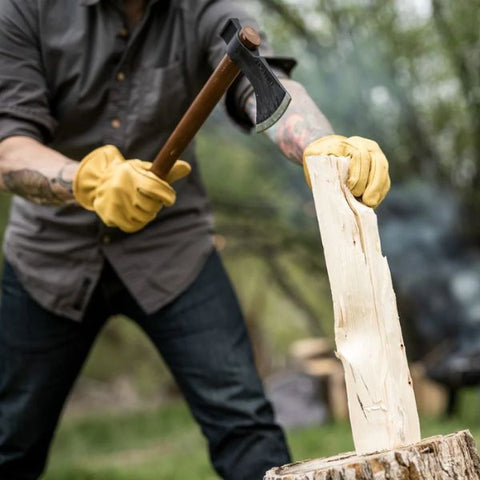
xmin=253 ymin=0 xmax=480 ymax=239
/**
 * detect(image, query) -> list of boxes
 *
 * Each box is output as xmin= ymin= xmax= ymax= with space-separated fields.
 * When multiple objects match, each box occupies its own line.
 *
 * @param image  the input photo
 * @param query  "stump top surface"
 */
xmin=266 ymin=430 xmax=478 ymax=478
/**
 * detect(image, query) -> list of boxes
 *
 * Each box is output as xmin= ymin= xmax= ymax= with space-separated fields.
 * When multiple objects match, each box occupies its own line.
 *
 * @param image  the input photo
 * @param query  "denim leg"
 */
xmin=0 ymin=261 xmax=108 ymax=480
xmin=130 ymin=252 xmax=291 ymax=480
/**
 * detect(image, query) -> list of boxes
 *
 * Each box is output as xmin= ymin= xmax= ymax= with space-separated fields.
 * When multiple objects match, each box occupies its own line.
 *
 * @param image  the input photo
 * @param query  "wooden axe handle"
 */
xmin=150 ymin=27 xmax=260 ymax=179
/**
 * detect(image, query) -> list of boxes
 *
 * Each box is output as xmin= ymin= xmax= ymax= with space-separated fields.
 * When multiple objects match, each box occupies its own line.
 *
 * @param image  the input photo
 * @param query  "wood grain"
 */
xmin=304 ymin=155 xmax=420 ymax=454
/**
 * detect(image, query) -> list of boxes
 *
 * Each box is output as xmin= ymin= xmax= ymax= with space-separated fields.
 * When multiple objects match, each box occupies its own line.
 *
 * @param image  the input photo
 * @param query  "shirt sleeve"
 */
xmin=196 ymin=0 xmax=296 ymax=131
xmin=0 ymin=1 xmax=56 ymax=143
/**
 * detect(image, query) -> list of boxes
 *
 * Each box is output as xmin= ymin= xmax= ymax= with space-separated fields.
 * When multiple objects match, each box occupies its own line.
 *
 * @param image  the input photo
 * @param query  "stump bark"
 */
xmin=265 ymin=430 xmax=480 ymax=479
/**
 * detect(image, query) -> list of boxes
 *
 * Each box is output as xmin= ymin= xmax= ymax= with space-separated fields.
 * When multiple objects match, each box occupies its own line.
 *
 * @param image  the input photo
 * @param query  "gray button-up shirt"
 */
xmin=0 ymin=0 xmax=293 ymax=320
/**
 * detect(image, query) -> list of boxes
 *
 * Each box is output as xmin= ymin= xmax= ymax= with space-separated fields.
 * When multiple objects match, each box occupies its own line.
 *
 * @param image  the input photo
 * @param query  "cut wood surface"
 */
xmin=265 ymin=430 xmax=480 ymax=480
xmin=304 ymin=155 xmax=420 ymax=454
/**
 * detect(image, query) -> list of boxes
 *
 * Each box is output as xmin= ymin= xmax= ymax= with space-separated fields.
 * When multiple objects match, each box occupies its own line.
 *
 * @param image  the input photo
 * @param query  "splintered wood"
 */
xmin=262 ymin=155 xmax=480 ymax=480
xmin=265 ymin=430 xmax=480 ymax=480
xmin=305 ymin=155 xmax=420 ymax=454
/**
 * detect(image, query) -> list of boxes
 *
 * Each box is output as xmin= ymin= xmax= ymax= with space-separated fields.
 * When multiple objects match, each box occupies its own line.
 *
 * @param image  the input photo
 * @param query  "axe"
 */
xmin=149 ymin=18 xmax=291 ymax=179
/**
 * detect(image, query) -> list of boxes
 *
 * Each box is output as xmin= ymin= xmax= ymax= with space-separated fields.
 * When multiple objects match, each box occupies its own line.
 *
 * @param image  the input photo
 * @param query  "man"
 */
xmin=0 ymin=0 xmax=390 ymax=478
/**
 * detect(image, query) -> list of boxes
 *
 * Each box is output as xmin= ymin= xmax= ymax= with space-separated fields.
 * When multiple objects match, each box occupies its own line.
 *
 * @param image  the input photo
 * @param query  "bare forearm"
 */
xmin=245 ymin=79 xmax=334 ymax=164
xmin=0 ymin=136 xmax=78 ymax=205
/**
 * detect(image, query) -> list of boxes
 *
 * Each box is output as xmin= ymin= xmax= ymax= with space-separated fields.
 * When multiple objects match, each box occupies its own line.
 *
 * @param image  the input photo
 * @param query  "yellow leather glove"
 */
xmin=303 ymin=135 xmax=391 ymax=208
xmin=73 ymin=145 xmax=191 ymax=233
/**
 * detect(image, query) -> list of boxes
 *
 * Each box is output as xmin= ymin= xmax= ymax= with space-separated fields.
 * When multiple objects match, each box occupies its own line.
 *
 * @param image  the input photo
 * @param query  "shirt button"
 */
xmin=119 ymin=27 xmax=129 ymax=38
xmin=101 ymin=234 xmax=111 ymax=244
xmin=116 ymin=71 xmax=126 ymax=82
xmin=111 ymin=118 xmax=121 ymax=129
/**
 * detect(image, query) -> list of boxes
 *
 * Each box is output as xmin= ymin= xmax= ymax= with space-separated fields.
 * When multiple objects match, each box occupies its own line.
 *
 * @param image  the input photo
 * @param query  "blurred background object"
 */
xmin=379 ymin=181 xmax=480 ymax=394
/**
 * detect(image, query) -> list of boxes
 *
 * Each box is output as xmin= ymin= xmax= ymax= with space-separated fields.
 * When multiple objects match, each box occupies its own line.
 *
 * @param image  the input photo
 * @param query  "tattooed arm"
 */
xmin=244 ymin=79 xmax=334 ymax=164
xmin=0 ymin=136 xmax=78 ymax=205
xmin=244 ymin=78 xmax=391 ymax=207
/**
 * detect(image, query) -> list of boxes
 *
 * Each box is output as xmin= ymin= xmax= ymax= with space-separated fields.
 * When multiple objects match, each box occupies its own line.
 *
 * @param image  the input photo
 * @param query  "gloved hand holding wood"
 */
xmin=73 ymin=145 xmax=190 ymax=233
xmin=303 ymin=135 xmax=391 ymax=208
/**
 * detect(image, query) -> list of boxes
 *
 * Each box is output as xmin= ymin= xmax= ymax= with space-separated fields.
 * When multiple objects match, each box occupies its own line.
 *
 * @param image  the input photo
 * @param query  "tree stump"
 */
xmin=265 ymin=430 xmax=480 ymax=479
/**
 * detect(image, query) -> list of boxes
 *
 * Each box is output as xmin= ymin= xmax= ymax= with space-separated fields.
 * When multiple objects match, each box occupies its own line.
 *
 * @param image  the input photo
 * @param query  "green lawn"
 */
xmin=44 ymin=392 xmax=480 ymax=480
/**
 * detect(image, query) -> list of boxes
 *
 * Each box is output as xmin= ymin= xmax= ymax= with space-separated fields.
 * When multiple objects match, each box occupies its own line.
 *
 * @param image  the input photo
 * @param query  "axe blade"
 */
xmin=250 ymin=59 xmax=291 ymax=132
xmin=222 ymin=19 xmax=291 ymax=133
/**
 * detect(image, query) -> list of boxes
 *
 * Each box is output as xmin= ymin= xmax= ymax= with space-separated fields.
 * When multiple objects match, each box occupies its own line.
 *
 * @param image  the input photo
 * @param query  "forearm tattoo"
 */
xmin=245 ymin=81 xmax=334 ymax=164
xmin=2 ymin=162 xmax=76 ymax=205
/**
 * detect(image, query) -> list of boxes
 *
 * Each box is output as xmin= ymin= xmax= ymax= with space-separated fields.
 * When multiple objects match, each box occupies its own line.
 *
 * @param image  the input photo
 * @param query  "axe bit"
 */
xmin=150 ymin=18 xmax=291 ymax=179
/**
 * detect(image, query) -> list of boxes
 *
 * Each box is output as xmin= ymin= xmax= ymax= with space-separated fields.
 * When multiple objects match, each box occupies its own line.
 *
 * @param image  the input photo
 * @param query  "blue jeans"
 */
xmin=0 ymin=251 xmax=290 ymax=479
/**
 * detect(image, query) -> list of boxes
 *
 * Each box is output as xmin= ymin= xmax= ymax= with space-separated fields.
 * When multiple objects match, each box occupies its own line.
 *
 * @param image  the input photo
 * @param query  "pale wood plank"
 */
xmin=304 ymin=155 xmax=420 ymax=454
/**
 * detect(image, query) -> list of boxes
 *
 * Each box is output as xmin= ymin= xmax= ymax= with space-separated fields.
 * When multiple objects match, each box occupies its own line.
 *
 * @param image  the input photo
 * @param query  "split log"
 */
xmin=304 ymin=155 xmax=420 ymax=454
xmin=265 ymin=430 xmax=480 ymax=479
xmin=266 ymin=155 xmax=480 ymax=478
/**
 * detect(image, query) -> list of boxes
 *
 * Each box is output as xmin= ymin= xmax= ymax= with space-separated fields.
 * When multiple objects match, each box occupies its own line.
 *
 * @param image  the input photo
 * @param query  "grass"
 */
xmin=45 ymin=403 xmax=215 ymax=480
xmin=44 ymin=390 xmax=480 ymax=480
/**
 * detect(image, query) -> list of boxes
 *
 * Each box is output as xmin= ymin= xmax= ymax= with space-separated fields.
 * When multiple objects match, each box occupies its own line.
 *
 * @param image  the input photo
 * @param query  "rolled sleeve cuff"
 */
xmin=225 ymin=56 xmax=297 ymax=132
xmin=0 ymin=106 xmax=56 ymax=143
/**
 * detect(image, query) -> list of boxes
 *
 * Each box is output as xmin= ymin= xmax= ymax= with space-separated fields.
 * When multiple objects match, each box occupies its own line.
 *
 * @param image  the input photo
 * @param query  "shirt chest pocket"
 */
xmin=133 ymin=61 xmax=190 ymax=135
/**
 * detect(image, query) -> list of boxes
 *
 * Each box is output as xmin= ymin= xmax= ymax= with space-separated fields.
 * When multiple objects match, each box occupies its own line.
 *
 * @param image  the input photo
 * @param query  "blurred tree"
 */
xmin=197 ymin=120 xmax=331 ymax=341
xmin=255 ymin=0 xmax=480 ymax=241
xmin=430 ymin=0 xmax=480 ymax=240
xmin=198 ymin=0 xmax=480 ymax=366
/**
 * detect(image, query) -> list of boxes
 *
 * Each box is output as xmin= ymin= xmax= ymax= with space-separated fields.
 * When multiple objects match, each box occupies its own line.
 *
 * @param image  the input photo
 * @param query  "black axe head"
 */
xmin=221 ymin=18 xmax=291 ymax=133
